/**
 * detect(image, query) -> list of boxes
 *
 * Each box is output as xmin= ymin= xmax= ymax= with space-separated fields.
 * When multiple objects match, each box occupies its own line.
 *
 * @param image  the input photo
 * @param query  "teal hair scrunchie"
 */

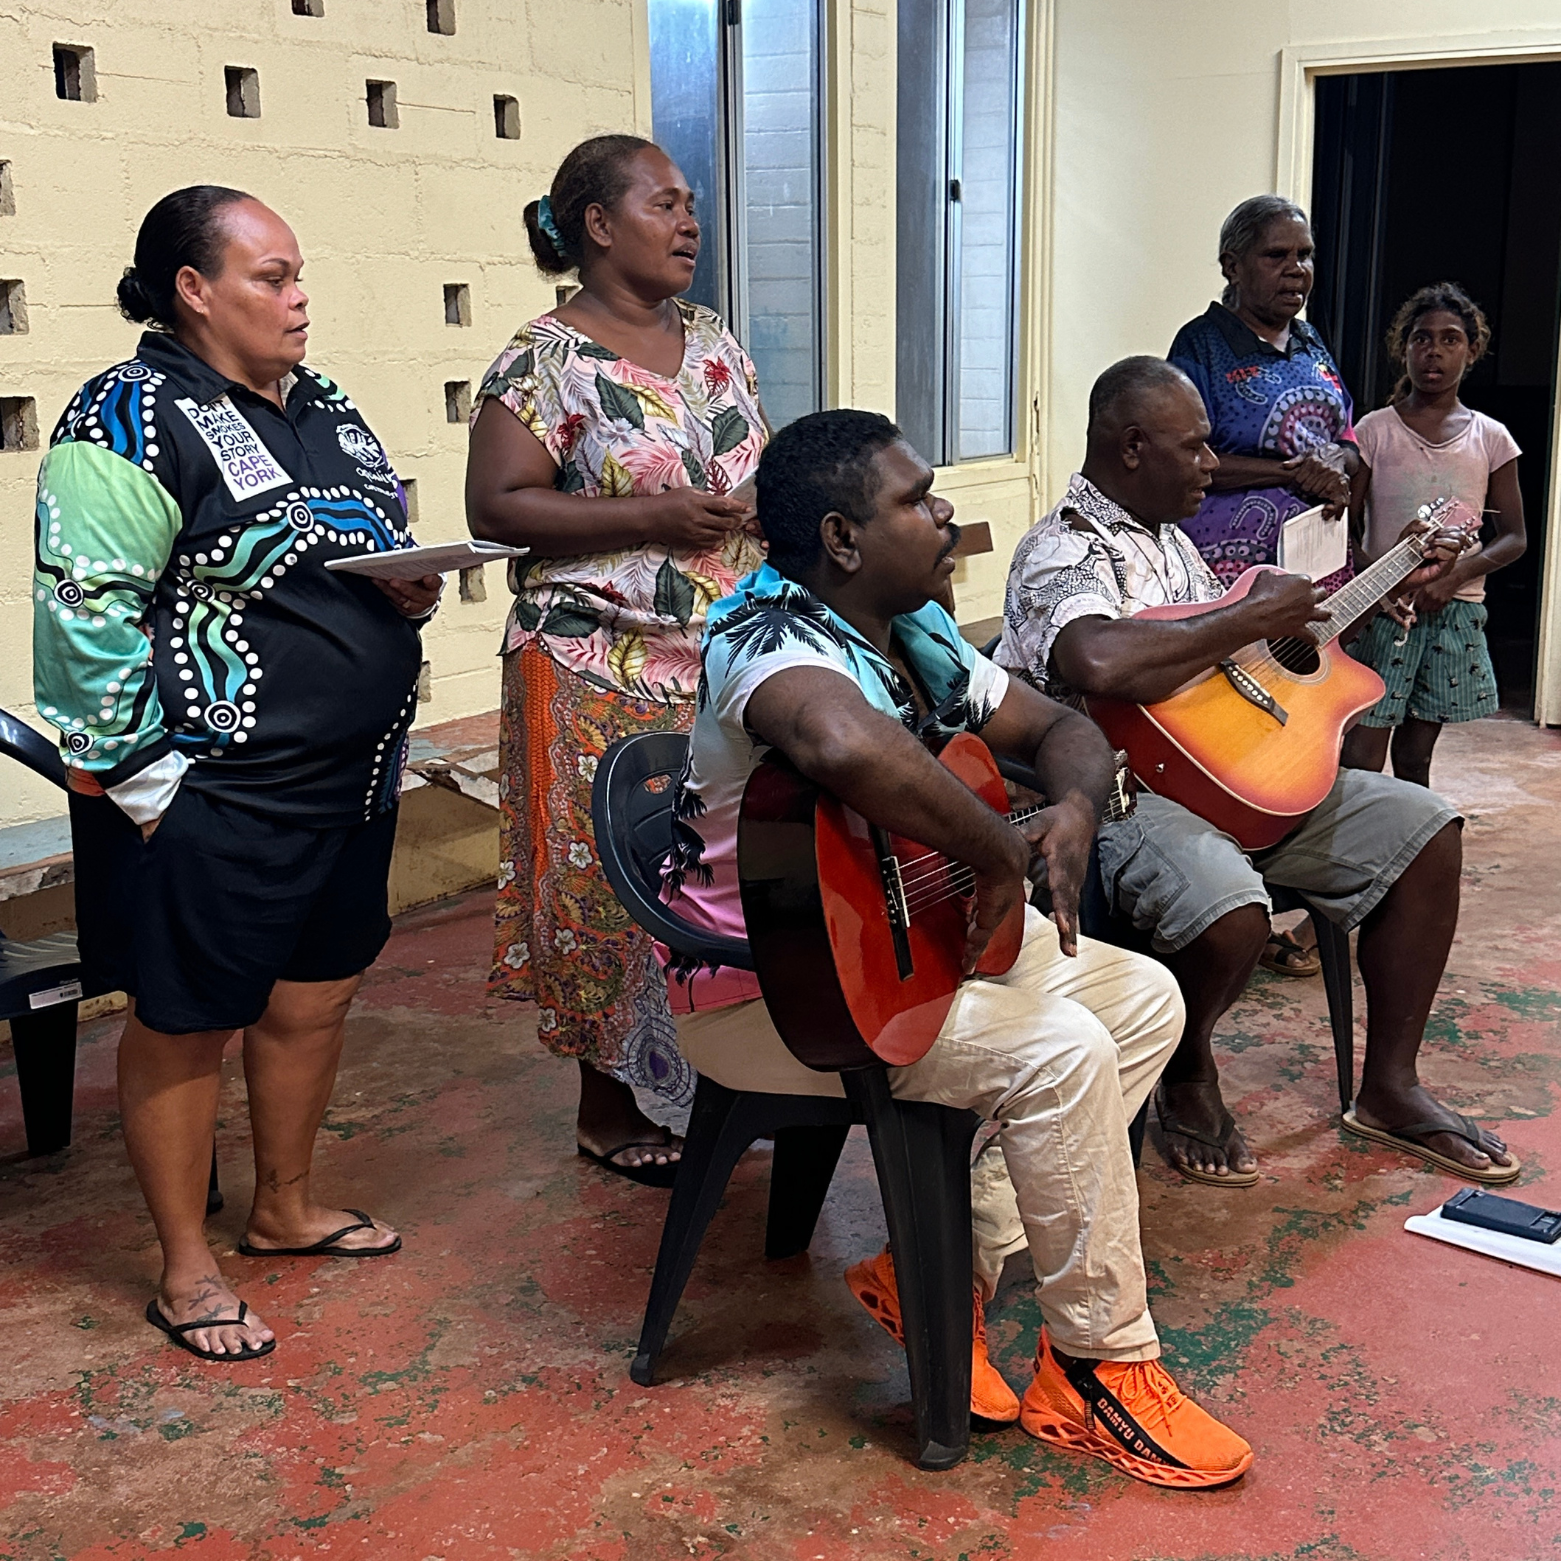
xmin=536 ymin=194 xmax=566 ymax=259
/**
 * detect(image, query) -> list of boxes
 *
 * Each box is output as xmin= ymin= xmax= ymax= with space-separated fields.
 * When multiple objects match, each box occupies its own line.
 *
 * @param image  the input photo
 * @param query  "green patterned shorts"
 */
xmin=1352 ymin=598 xmax=1499 ymax=728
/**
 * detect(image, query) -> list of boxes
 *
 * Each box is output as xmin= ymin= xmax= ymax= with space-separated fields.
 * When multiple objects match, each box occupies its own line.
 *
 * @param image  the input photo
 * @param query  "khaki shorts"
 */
xmin=1096 ymin=769 xmax=1461 ymax=954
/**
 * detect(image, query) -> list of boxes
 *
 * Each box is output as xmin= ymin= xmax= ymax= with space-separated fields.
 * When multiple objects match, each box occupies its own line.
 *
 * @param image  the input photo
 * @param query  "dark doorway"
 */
xmin=1311 ymin=63 xmax=1561 ymax=716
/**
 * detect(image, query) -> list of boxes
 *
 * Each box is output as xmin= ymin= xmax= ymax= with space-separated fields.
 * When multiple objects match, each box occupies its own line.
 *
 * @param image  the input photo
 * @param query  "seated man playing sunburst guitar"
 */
xmin=997 ymin=355 xmax=1518 ymax=1189
xmin=660 ymin=408 xmax=1253 ymax=1489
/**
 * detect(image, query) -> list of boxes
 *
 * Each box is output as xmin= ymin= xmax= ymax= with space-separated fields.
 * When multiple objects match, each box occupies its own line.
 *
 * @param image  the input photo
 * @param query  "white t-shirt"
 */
xmin=1356 ymin=405 xmax=1520 ymax=604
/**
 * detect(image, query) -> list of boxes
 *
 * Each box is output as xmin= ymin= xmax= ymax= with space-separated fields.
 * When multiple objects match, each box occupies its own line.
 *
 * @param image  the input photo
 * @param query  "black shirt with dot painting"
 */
xmin=33 ymin=331 xmax=426 ymax=825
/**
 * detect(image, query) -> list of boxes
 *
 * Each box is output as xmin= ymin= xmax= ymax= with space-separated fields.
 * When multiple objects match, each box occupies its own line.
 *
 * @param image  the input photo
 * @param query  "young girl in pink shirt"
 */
xmin=1341 ymin=283 xmax=1527 ymax=785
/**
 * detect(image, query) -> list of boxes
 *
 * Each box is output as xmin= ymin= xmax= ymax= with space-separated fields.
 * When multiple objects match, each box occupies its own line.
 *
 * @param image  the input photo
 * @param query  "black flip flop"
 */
xmin=146 ymin=1298 xmax=277 ymax=1362
xmin=577 ymin=1140 xmax=681 ymax=1188
xmin=237 ymin=1209 xmax=401 ymax=1259
xmin=1155 ymin=1088 xmax=1261 ymax=1188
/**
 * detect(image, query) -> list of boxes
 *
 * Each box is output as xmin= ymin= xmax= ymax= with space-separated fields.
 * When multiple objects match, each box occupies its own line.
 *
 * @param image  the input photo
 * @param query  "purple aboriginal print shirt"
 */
xmin=1169 ymin=302 xmax=1355 ymax=592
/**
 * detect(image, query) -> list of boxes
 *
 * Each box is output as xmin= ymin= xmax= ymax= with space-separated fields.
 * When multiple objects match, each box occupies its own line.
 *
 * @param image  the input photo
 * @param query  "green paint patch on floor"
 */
xmin=3 ymin=719 xmax=1559 ymax=1561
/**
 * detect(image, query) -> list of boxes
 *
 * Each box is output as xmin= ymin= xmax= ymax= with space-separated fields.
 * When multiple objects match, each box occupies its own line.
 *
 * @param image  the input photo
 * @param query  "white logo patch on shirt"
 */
xmin=175 ymin=395 xmax=292 ymax=501
xmin=338 ymin=423 xmax=388 ymax=470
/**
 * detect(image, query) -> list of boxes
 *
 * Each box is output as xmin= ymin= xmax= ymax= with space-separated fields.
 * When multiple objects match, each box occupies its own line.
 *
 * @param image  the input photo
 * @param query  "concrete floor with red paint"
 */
xmin=3 ymin=716 xmax=1559 ymax=1561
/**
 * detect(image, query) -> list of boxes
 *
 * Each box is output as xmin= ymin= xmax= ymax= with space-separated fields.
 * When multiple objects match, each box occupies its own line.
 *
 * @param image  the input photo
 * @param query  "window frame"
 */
xmin=897 ymin=0 xmax=1027 ymax=467
xmin=648 ymin=0 xmax=830 ymax=428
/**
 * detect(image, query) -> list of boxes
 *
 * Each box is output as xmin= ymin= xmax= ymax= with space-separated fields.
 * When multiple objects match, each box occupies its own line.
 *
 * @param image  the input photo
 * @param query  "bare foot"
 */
xmin=242 ymin=1206 xmax=399 ymax=1253
xmin=577 ymin=1063 xmax=682 ymax=1171
xmin=155 ymin=1268 xmax=274 ymax=1357
xmin=1353 ymin=1083 xmax=1513 ymax=1174
xmin=1156 ymin=1078 xmax=1258 ymax=1179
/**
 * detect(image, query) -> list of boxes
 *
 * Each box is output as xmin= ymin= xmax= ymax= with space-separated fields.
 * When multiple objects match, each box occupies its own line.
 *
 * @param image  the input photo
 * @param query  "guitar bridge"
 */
xmin=1218 ymin=660 xmax=1288 ymax=725
xmin=872 ymin=825 xmax=916 ymax=982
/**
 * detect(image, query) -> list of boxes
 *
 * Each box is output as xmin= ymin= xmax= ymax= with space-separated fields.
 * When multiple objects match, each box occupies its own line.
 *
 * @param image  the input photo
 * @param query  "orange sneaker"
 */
xmin=844 ymin=1246 xmax=1020 ymax=1424
xmin=1020 ymin=1330 xmax=1252 ymax=1488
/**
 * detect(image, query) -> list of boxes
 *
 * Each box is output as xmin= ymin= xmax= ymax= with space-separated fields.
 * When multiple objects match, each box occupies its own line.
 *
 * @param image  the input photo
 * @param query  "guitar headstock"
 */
xmin=1411 ymin=496 xmax=1481 ymax=552
xmin=1106 ymin=750 xmax=1137 ymax=822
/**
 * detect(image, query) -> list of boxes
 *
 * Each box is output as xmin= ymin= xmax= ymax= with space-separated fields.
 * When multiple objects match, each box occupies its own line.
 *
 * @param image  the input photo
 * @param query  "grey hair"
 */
xmin=1086 ymin=356 xmax=1196 ymax=439
xmin=1218 ymin=194 xmax=1309 ymax=306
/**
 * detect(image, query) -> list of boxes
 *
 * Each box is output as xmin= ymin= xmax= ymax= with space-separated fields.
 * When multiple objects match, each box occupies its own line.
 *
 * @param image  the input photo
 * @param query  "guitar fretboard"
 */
xmin=1306 ymin=535 xmax=1425 ymax=645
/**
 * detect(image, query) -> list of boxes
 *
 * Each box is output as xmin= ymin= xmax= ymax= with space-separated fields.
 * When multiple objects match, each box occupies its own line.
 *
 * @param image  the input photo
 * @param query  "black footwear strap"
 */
xmin=1156 ymin=1092 xmax=1242 ymax=1154
xmin=166 ymin=1299 xmax=250 ymax=1337
xmin=309 ymin=1211 xmax=376 ymax=1250
xmin=1057 ymin=1353 xmax=1188 ymax=1469
xmin=1385 ymin=1113 xmax=1487 ymax=1151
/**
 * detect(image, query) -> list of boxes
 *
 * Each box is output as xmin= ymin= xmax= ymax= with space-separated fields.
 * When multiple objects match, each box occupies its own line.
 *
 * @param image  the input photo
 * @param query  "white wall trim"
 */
xmin=1276 ymin=29 xmax=1561 ymax=724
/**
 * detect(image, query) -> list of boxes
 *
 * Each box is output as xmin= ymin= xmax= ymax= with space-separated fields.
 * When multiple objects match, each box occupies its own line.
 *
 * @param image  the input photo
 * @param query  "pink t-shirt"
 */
xmin=1355 ymin=405 xmax=1520 ymax=603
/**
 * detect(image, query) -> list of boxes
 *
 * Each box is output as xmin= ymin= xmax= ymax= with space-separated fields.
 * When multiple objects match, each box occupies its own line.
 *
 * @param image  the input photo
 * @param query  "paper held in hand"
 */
xmin=1276 ymin=504 xmax=1348 ymax=581
xmin=324 ymin=539 xmax=528 ymax=581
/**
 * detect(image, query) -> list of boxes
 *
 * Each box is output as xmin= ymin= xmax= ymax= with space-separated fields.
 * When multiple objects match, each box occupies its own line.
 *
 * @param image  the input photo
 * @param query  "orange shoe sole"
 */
xmin=1021 ymin=1407 xmax=1254 ymax=1489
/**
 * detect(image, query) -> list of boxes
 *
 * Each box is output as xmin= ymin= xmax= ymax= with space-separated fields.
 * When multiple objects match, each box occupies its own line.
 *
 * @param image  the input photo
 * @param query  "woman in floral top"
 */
xmin=467 ymin=135 xmax=765 ymax=1183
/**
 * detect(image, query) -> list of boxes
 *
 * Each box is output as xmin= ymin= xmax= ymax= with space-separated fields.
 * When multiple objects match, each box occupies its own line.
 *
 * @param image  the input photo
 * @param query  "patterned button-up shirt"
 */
xmin=995 ymin=472 xmax=1223 ymax=701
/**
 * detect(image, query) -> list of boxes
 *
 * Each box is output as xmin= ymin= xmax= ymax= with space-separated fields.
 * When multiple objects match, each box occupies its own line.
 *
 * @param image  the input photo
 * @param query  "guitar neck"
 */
xmin=1309 ymin=536 xmax=1425 ymax=645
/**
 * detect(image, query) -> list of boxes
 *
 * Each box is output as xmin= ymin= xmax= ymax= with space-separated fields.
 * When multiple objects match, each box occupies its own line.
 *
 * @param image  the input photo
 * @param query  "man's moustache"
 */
xmin=936 ymin=523 xmax=963 ymax=563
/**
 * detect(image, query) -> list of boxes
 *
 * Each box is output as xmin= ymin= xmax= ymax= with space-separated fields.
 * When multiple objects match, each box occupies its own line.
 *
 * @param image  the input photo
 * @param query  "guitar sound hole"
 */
xmin=1267 ymin=636 xmax=1321 ymax=675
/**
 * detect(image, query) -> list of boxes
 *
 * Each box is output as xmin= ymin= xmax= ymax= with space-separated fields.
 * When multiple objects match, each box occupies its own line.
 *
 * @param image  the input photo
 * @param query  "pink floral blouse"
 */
xmin=474 ymin=301 xmax=767 ymax=702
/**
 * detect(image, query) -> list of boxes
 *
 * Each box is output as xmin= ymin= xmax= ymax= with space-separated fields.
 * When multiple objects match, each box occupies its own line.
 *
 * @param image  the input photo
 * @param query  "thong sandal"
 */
xmin=1155 ymin=1089 xmax=1261 ymax=1187
xmin=1259 ymin=929 xmax=1321 ymax=978
xmin=577 ymin=1140 xmax=681 ymax=1188
xmin=1341 ymin=1109 xmax=1522 ymax=1186
xmin=146 ymin=1298 xmax=276 ymax=1363
xmin=238 ymin=1209 xmax=401 ymax=1259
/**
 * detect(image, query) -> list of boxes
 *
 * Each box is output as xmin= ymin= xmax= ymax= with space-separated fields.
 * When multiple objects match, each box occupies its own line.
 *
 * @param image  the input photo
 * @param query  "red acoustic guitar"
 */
xmin=1085 ymin=504 xmax=1465 ymax=850
xmin=737 ymin=733 xmax=1133 ymax=1070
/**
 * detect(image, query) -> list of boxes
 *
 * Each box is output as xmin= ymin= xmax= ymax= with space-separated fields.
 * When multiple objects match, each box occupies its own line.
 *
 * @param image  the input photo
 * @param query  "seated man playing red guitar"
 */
xmin=661 ymin=408 xmax=1253 ymax=1489
xmin=997 ymin=355 xmax=1518 ymax=1188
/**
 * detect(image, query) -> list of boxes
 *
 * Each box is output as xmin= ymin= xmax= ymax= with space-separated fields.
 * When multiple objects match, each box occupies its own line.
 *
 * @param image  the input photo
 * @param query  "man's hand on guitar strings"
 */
xmin=961 ymin=822 xmax=1030 ymax=976
xmin=1018 ymin=792 xmax=1097 ymax=958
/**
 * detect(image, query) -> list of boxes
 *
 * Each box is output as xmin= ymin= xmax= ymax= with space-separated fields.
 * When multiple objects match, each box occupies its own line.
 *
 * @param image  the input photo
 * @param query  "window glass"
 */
xmin=647 ymin=0 xmax=726 ymax=315
xmin=738 ymin=0 xmax=823 ymax=429
xmin=895 ymin=0 xmax=1024 ymax=465
xmin=648 ymin=0 xmax=825 ymax=429
xmin=953 ymin=0 xmax=1021 ymax=459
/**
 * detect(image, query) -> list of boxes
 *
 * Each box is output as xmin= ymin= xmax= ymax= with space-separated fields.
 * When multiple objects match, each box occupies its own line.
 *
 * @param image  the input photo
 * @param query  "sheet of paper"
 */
xmin=1276 ymin=503 xmax=1348 ymax=580
xmin=324 ymin=540 xmax=527 ymax=580
xmin=1405 ymin=1207 xmax=1561 ymax=1279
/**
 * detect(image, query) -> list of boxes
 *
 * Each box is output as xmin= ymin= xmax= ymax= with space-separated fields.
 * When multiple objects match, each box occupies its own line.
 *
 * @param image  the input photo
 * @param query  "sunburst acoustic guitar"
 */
xmin=1085 ymin=500 xmax=1471 ymax=851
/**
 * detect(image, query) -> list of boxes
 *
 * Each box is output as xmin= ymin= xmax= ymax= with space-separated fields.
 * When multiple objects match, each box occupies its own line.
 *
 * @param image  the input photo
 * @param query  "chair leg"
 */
xmin=631 ymin=1075 xmax=770 ymax=1387
xmin=844 ymin=1067 xmax=980 ymax=1472
xmin=1309 ymin=909 xmax=1355 ymax=1117
xmin=1128 ymin=1098 xmax=1148 ymax=1168
xmin=765 ymin=1123 xmax=850 ymax=1260
xmin=9 ymin=1002 xmax=79 ymax=1156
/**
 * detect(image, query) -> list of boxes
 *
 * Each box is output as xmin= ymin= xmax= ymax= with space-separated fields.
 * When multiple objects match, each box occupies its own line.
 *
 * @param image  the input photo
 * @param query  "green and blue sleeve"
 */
xmin=32 ymin=439 xmax=183 ymax=787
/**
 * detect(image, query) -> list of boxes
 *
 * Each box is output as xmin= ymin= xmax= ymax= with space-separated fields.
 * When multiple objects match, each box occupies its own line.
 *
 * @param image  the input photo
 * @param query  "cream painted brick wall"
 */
xmin=0 ymin=0 xmax=650 ymax=830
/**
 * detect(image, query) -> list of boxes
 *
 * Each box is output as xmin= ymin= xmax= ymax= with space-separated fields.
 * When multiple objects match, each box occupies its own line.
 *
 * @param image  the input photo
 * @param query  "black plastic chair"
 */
xmin=1 ymin=708 xmax=92 ymax=1157
xmin=0 ymin=708 xmax=222 ymax=1211
xmin=592 ymin=731 xmax=981 ymax=1471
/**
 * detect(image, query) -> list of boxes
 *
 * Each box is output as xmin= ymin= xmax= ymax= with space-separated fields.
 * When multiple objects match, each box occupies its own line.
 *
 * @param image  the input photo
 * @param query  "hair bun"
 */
xmin=116 ymin=267 xmax=160 ymax=325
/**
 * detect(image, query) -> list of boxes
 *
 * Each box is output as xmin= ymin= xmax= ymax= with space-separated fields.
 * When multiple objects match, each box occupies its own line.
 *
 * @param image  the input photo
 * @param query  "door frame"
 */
xmin=1276 ymin=31 xmax=1561 ymax=726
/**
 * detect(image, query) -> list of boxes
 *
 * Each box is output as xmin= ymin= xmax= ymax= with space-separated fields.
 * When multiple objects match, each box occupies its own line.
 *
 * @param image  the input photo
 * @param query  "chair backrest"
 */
xmin=591 ymin=731 xmax=755 ymax=971
xmin=0 ymin=707 xmax=66 ymax=791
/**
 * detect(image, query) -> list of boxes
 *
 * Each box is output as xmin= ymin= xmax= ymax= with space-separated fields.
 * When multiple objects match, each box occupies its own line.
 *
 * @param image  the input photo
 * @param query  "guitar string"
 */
xmin=891 ymin=805 xmax=1049 ymax=891
xmin=1191 ymin=536 xmax=1426 ymax=699
xmin=893 ymin=539 xmax=1432 ymax=921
